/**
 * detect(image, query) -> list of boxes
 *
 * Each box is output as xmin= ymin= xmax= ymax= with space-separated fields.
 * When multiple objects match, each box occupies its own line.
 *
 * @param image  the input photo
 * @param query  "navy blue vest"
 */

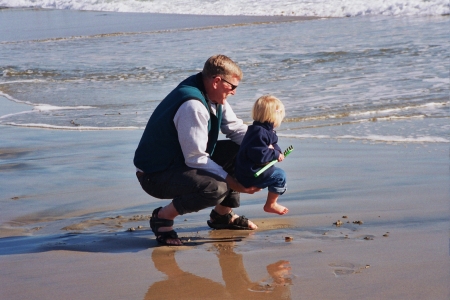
xmin=134 ymin=73 xmax=223 ymax=173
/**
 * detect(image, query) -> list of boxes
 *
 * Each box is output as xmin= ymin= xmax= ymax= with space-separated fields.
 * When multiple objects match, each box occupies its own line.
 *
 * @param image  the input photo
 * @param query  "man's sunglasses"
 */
xmin=215 ymin=77 xmax=238 ymax=90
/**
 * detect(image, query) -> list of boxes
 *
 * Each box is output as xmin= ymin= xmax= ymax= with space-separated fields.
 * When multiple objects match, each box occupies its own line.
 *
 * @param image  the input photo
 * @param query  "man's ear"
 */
xmin=211 ymin=76 xmax=221 ymax=89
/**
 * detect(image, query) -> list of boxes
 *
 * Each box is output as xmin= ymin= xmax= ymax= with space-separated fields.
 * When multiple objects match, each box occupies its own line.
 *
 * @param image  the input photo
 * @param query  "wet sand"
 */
xmin=0 ymin=111 xmax=449 ymax=299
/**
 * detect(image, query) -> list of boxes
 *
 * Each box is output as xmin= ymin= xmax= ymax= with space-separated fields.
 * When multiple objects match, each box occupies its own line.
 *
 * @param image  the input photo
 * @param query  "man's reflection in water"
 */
xmin=145 ymin=243 xmax=292 ymax=300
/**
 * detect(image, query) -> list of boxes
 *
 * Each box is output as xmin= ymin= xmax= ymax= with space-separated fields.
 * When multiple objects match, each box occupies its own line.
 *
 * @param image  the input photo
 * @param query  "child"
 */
xmin=236 ymin=95 xmax=288 ymax=215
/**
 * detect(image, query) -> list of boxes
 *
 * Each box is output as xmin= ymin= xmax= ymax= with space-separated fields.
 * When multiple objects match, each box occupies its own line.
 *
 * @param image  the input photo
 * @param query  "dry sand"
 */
xmin=0 ymin=119 xmax=449 ymax=299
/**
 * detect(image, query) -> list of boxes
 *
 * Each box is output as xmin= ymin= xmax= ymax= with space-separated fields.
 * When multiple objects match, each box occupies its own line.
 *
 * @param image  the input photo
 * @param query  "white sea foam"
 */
xmin=348 ymin=101 xmax=449 ymax=118
xmin=0 ymin=91 xmax=94 ymax=111
xmin=0 ymin=90 xmax=32 ymax=106
xmin=2 ymin=0 xmax=449 ymax=17
xmin=285 ymin=101 xmax=448 ymax=123
xmin=3 ymin=122 xmax=141 ymax=131
xmin=0 ymin=110 xmax=33 ymax=120
xmin=33 ymin=104 xmax=95 ymax=111
xmin=0 ymin=91 xmax=96 ymax=127
xmin=279 ymin=133 xmax=450 ymax=143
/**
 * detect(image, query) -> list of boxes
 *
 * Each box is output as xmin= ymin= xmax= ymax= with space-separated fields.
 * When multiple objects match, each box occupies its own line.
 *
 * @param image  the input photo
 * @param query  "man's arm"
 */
xmin=226 ymin=175 xmax=261 ymax=194
xmin=173 ymin=100 xmax=228 ymax=179
xmin=216 ymin=101 xmax=248 ymax=145
xmin=174 ymin=100 xmax=260 ymax=194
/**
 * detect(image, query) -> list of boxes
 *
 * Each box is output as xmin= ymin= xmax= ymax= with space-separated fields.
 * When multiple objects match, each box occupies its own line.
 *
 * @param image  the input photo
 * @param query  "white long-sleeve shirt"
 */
xmin=173 ymin=99 xmax=247 ymax=179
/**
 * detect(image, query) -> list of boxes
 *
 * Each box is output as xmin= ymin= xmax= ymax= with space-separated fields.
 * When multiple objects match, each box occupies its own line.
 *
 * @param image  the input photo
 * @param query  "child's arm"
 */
xmin=247 ymin=137 xmax=280 ymax=165
xmin=269 ymin=144 xmax=284 ymax=162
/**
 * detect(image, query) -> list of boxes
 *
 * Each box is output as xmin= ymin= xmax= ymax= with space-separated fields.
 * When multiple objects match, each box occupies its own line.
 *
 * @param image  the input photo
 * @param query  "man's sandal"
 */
xmin=207 ymin=209 xmax=255 ymax=230
xmin=150 ymin=207 xmax=183 ymax=246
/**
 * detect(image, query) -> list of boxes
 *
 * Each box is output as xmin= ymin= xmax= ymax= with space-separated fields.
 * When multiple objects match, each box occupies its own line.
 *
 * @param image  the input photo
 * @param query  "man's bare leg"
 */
xmin=156 ymin=202 xmax=183 ymax=245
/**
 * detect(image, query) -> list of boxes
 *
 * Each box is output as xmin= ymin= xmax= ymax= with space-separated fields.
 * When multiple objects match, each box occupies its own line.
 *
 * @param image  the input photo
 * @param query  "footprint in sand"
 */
xmin=329 ymin=262 xmax=369 ymax=276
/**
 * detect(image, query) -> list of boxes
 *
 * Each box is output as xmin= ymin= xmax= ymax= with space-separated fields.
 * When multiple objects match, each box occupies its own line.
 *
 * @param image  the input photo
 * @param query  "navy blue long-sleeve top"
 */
xmin=235 ymin=121 xmax=282 ymax=187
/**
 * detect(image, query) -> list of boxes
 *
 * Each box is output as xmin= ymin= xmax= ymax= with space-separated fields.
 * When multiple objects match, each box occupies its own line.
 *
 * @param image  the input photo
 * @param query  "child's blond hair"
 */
xmin=252 ymin=95 xmax=285 ymax=128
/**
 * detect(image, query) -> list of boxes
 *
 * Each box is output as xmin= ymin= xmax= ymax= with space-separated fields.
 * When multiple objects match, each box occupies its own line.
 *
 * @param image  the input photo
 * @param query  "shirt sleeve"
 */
xmin=219 ymin=101 xmax=248 ymax=145
xmin=274 ymin=143 xmax=282 ymax=154
xmin=173 ymin=100 xmax=228 ymax=179
xmin=245 ymin=129 xmax=280 ymax=164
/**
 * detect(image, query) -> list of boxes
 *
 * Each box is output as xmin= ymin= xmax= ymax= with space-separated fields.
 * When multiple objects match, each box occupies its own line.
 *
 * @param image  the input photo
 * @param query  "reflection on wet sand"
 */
xmin=145 ymin=242 xmax=292 ymax=300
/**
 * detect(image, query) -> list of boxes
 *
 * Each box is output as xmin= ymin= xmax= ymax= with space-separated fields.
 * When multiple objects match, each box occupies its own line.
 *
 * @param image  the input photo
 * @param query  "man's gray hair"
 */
xmin=202 ymin=54 xmax=243 ymax=80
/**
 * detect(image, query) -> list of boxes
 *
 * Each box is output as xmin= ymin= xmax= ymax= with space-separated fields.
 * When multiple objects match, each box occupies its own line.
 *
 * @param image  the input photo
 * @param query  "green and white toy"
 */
xmin=254 ymin=145 xmax=294 ymax=178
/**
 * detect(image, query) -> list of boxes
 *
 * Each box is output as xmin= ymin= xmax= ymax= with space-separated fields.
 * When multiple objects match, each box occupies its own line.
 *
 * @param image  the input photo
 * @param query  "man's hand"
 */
xmin=226 ymin=175 xmax=261 ymax=194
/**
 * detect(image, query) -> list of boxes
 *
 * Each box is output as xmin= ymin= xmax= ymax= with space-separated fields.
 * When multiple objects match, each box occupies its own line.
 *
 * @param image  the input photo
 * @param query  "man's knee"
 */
xmin=172 ymin=177 xmax=229 ymax=214
xmin=200 ymin=179 xmax=229 ymax=205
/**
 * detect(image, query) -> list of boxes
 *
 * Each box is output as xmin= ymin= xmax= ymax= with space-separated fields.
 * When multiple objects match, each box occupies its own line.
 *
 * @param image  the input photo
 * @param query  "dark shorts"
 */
xmin=136 ymin=140 xmax=240 ymax=215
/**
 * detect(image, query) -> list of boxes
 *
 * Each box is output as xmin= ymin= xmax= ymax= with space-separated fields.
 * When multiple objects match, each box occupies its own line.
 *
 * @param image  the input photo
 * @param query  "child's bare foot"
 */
xmin=264 ymin=203 xmax=288 ymax=215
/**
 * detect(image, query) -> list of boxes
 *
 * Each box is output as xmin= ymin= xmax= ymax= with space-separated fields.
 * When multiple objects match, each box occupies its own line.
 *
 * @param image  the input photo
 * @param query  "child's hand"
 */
xmin=269 ymin=144 xmax=284 ymax=161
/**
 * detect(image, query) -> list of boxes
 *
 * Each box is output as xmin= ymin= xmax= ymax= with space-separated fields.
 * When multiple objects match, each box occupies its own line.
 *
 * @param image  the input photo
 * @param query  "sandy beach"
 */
xmin=1 ymin=6 xmax=449 ymax=300
xmin=1 ymin=109 xmax=449 ymax=299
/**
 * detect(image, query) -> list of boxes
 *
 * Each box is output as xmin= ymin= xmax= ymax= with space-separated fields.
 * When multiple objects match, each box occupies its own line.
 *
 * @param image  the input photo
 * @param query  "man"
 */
xmin=134 ymin=55 xmax=261 ymax=246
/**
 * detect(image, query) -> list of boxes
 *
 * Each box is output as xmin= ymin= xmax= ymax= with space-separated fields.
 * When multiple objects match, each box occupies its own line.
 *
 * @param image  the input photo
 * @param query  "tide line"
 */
xmin=2 ymin=122 xmax=141 ymax=131
xmin=278 ymin=133 xmax=450 ymax=143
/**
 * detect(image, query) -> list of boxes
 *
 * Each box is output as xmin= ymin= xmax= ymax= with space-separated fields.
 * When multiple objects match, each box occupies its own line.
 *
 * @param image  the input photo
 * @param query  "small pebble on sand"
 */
xmin=334 ymin=220 xmax=343 ymax=226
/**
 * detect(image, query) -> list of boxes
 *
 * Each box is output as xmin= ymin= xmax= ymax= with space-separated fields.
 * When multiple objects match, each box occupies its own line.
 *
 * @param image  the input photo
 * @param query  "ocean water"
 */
xmin=0 ymin=1 xmax=449 ymax=144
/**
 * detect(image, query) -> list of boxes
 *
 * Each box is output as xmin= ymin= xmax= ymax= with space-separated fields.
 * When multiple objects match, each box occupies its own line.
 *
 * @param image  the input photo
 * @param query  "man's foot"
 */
xmin=264 ymin=203 xmax=288 ymax=215
xmin=150 ymin=207 xmax=183 ymax=246
xmin=230 ymin=212 xmax=258 ymax=230
xmin=207 ymin=209 xmax=258 ymax=230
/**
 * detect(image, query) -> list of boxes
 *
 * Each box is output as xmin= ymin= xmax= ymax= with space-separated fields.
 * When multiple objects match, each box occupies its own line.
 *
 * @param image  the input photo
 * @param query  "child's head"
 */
xmin=252 ymin=95 xmax=285 ymax=128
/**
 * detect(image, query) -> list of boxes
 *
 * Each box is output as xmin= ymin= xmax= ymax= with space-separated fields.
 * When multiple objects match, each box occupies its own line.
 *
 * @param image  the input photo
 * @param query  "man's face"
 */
xmin=209 ymin=76 xmax=239 ymax=105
